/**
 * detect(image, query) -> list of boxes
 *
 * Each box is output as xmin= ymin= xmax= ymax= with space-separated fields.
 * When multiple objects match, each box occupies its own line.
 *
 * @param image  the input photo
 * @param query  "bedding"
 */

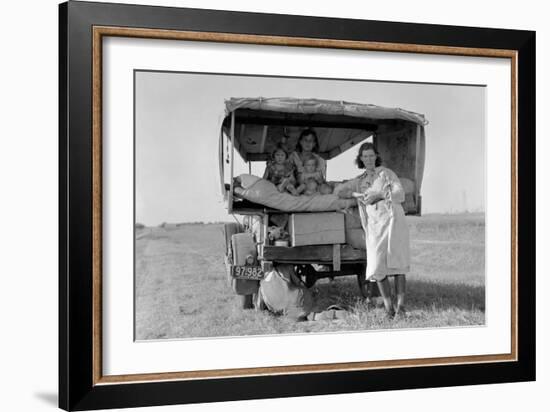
xmin=232 ymin=174 xmax=416 ymax=251
xmin=234 ymin=174 xmax=357 ymax=212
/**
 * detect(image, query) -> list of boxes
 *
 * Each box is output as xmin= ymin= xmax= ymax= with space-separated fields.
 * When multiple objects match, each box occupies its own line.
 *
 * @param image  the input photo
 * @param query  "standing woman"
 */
xmin=289 ymin=129 xmax=327 ymax=180
xmin=341 ymin=142 xmax=410 ymax=318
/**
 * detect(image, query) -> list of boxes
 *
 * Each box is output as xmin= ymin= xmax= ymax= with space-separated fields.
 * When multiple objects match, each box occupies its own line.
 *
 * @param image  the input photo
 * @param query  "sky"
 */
xmin=135 ymin=71 xmax=485 ymax=226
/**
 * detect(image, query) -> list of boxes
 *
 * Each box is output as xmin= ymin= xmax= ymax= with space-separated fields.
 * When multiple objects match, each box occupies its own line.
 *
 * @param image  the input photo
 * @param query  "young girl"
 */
xmin=263 ymin=145 xmax=299 ymax=195
xmin=289 ymin=128 xmax=327 ymax=180
xmin=296 ymin=155 xmax=325 ymax=195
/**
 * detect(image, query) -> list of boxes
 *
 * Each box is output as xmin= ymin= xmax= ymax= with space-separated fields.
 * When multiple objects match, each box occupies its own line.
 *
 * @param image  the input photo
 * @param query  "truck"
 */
xmin=219 ymin=97 xmax=427 ymax=309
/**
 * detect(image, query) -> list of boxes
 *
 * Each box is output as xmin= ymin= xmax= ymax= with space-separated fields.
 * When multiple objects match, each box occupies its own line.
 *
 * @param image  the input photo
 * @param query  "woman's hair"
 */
xmin=355 ymin=142 xmax=382 ymax=168
xmin=296 ymin=128 xmax=320 ymax=153
xmin=270 ymin=143 xmax=289 ymax=160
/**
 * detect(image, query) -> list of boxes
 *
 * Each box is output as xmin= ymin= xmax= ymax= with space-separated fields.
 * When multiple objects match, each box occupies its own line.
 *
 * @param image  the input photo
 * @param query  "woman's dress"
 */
xmin=349 ymin=167 xmax=410 ymax=280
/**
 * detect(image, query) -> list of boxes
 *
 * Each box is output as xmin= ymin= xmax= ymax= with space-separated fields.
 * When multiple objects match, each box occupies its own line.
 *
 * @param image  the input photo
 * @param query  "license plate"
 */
xmin=232 ymin=266 xmax=264 ymax=280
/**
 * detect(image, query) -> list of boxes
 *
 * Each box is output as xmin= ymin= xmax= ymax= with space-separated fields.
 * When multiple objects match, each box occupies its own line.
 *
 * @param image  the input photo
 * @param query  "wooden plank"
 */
xmin=259 ymin=125 xmax=268 ymax=154
xmin=289 ymin=212 xmax=345 ymax=246
xmin=333 ymin=244 xmax=341 ymax=271
xmin=414 ymin=124 xmax=424 ymax=215
xmin=233 ymin=123 xmax=248 ymax=162
xmin=262 ymin=244 xmax=365 ymax=262
xmin=414 ymin=125 xmax=422 ymax=195
xmin=228 ymin=111 xmax=235 ymax=213
xmin=247 ymin=152 xmax=330 ymax=162
xmin=263 ymin=214 xmax=269 ymax=245
xmin=234 ymin=111 xmax=380 ymax=129
xmin=218 ymin=130 xmax=225 ymax=197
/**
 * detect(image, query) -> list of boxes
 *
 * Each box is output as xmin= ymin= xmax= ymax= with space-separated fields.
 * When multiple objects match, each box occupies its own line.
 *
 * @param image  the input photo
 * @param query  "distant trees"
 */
xmin=154 ymin=221 xmax=233 ymax=227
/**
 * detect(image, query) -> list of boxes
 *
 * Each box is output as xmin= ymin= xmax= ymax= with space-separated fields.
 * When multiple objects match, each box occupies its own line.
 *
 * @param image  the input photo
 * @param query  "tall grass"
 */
xmin=135 ymin=214 xmax=485 ymax=340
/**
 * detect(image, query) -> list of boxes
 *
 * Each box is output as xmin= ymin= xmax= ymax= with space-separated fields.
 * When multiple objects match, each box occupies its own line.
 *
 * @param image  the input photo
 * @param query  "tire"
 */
xmin=224 ymin=222 xmax=242 ymax=283
xmin=230 ymin=233 xmax=259 ymax=297
xmin=223 ymin=222 xmax=242 ymax=254
xmin=241 ymin=294 xmax=254 ymax=309
xmin=224 ymin=255 xmax=232 ymax=284
xmin=226 ymin=224 xmax=260 ymax=300
xmin=231 ymin=233 xmax=257 ymax=265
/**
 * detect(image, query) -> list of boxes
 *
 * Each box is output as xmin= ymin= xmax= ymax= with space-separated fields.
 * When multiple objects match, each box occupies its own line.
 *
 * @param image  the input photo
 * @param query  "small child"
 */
xmin=303 ymin=178 xmax=320 ymax=196
xmin=319 ymin=182 xmax=333 ymax=195
xmin=296 ymin=155 xmax=325 ymax=195
xmin=263 ymin=145 xmax=298 ymax=195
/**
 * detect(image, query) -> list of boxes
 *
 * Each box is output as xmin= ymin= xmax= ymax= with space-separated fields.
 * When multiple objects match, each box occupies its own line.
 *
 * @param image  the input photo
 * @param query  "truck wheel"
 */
xmin=224 ymin=255 xmax=232 ymax=283
xmin=223 ymin=222 xmax=242 ymax=254
xmin=241 ymin=294 xmax=254 ymax=309
xmin=224 ymin=222 xmax=242 ymax=282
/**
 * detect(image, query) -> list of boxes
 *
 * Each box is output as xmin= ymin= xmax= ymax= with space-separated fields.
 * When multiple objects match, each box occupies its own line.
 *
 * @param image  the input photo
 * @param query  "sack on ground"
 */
xmin=259 ymin=264 xmax=314 ymax=320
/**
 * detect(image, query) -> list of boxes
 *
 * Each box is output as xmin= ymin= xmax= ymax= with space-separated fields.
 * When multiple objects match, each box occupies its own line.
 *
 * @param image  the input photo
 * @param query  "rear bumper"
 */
xmin=261 ymin=244 xmax=366 ymax=264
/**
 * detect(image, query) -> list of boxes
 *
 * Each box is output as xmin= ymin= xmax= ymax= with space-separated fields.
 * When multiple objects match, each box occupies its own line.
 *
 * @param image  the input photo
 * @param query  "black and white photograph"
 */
xmin=1 ymin=0 xmax=542 ymax=411
xmin=134 ymin=72 xmax=486 ymax=340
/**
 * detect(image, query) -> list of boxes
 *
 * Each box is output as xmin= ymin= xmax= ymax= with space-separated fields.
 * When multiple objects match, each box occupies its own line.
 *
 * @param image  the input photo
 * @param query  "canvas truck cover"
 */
xmin=225 ymin=97 xmax=428 ymax=126
xmin=221 ymin=97 xmax=428 ymax=215
xmin=222 ymin=97 xmax=428 ymax=162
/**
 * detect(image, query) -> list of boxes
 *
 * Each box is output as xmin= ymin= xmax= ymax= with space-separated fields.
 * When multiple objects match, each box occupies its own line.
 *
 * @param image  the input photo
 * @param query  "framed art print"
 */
xmin=59 ymin=1 xmax=535 ymax=410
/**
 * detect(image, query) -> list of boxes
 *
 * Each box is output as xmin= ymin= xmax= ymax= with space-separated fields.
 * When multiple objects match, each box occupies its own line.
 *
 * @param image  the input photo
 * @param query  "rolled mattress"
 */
xmin=233 ymin=174 xmax=357 ymax=212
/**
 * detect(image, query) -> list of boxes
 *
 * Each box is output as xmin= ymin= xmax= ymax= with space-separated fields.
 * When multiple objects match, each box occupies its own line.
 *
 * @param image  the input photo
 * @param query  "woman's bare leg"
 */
xmin=376 ymin=277 xmax=395 ymax=318
xmin=394 ymin=274 xmax=406 ymax=315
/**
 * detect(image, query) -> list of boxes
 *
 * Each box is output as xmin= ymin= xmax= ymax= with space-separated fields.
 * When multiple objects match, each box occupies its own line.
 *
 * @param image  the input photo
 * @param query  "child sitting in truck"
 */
xmin=302 ymin=180 xmax=334 ymax=196
xmin=302 ymin=178 xmax=320 ymax=196
xmin=319 ymin=182 xmax=334 ymax=195
xmin=296 ymin=155 xmax=325 ymax=195
xmin=263 ymin=145 xmax=299 ymax=195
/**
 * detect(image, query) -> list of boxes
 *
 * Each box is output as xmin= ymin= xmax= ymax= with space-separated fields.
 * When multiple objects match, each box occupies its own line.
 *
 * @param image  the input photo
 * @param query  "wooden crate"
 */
xmin=288 ymin=212 xmax=345 ymax=247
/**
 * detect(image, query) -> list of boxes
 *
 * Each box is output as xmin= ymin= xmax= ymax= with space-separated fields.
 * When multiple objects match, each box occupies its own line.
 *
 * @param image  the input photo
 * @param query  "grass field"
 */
xmin=135 ymin=213 xmax=485 ymax=340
